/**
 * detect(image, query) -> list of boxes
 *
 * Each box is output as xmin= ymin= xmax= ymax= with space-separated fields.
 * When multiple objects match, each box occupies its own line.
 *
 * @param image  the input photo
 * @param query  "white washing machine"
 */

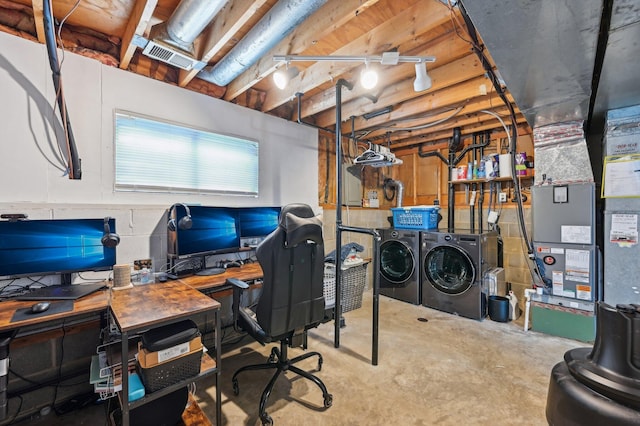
xmin=379 ymin=228 xmax=421 ymax=304
xmin=420 ymin=230 xmax=497 ymax=320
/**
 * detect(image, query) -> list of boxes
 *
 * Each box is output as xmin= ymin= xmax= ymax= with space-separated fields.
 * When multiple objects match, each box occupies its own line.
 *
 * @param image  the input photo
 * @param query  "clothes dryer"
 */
xmin=421 ymin=230 xmax=497 ymax=320
xmin=379 ymin=228 xmax=421 ymax=304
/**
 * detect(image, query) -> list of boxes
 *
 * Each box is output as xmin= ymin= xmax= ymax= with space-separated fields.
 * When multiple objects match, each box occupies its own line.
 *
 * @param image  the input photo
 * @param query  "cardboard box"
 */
xmin=138 ymin=335 xmax=202 ymax=369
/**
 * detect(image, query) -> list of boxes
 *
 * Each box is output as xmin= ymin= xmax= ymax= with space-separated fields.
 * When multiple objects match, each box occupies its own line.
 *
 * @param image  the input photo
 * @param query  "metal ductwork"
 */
xmin=460 ymin=0 xmax=602 ymax=128
xmin=197 ymin=0 xmax=327 ymax=87
xmin=142 ymin=0 xmax=227 ymax=71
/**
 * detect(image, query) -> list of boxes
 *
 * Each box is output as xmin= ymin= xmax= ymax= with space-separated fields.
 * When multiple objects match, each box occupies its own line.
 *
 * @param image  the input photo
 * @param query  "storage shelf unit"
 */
xmin=109 ymin=281 xmax=222 ymax=426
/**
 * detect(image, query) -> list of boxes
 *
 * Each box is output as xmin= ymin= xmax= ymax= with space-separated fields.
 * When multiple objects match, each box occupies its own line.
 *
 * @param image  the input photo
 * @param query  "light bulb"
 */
xmin=273 ymin=66 xmax=299 ymax=90
xmin=360 ymin=66 xmax=378 ymax=90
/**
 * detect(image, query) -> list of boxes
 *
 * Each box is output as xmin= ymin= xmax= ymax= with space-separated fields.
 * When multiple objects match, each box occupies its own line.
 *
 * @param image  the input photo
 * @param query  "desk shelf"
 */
xmin=120 ymin=352 xmax=217 ymax=411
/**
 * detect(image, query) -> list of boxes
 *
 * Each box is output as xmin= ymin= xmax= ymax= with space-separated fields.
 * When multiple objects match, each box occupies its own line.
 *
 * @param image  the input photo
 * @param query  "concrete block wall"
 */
xmin=453 ymin=206 xmax=534 ymax=309
xmin=321 ymin=207 xmax=390 ymax=290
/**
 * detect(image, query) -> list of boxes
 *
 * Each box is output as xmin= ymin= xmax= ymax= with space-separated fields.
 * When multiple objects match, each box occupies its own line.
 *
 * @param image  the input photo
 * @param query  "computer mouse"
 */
xmin=224 ymin=261 xmax=241 ymax=268
xmin=31 ymin=302 xmax=51 ymax=314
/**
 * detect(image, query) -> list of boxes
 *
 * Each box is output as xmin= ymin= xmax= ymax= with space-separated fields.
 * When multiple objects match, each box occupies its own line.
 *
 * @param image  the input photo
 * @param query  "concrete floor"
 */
xmin=24 ymin=291 xmax=585 ymax=425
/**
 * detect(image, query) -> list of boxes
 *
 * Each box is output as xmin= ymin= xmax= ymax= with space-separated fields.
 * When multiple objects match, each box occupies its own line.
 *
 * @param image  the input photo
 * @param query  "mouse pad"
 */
xmin=10 ymin=300 xmax=74 ymax=323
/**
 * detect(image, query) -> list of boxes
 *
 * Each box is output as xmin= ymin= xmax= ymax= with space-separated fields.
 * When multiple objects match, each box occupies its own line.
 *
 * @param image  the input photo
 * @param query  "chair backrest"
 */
xmin=255 ymin=203 xmax=326 ymax=338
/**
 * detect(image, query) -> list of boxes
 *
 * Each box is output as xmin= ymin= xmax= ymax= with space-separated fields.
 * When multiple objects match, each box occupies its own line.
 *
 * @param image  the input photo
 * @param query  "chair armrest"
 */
xmin=227 ymin=278 xmax=250 ymax=332
xmin=226 ymin=277 xmax=250 ymax=290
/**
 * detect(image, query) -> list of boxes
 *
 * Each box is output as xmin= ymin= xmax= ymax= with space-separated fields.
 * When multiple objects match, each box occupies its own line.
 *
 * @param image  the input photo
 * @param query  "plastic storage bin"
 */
xmin=323 ymin=262 xmax=368 ymax=312
xmin=391 ymin=206 xmax=440 ymax=230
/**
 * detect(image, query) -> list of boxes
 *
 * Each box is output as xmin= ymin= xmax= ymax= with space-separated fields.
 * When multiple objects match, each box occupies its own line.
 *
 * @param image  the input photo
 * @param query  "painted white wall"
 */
xmin=0 ymin=31 xmax=319 ymax=277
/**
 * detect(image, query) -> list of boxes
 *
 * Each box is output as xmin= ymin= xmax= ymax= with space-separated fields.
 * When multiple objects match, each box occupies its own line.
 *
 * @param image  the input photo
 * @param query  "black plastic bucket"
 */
xmin=488 ymin=295 xmax=510 ymax=322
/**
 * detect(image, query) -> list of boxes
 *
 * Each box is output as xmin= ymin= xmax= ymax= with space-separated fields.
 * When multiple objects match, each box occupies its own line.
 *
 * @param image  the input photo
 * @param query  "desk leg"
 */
xmin=121 ymin=330 xmax=129 ymax=426
xmin=215 ymin=311 xmax=221 ymax=426
xmin=0 ymin=332 xmax=13 ymax=421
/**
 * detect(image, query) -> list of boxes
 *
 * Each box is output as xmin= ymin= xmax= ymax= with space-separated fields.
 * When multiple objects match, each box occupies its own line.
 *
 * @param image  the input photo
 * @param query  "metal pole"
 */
xmin=334 ymin=79 xmax=353 ymax=348
xmin=340 ymin=225 xmax=381 ymax=365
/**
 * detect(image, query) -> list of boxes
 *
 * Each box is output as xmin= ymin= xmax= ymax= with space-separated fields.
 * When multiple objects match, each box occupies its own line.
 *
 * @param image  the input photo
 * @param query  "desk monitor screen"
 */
xmin=0 ymin=218 xmax=117 ymax=278
xmin=169 ymin=206 xmax=240 ymax=258
xmin=237 ymin=207 xmax=281 ymax=238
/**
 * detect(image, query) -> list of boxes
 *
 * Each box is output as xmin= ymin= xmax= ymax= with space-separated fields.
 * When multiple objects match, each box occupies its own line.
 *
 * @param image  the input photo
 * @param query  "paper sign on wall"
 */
xmin=602 ymin=154 xmax=640 ymax=198
xmin=610 ymin=213 xmax=638 ymax=247
xmin=561 ymin=226 xmax=591 ymax=244
xmin=565 ymin=249 xmax=590 ymax=283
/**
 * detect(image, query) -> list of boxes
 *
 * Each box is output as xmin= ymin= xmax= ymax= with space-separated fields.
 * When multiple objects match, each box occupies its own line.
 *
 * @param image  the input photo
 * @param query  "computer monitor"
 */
xmin=0 ymin=218 xmax=117 ymax=279
xmin=168 ymin=206 xmax=241 ymax=259
xmin=237 ymin=206 xmax=281 ymax=238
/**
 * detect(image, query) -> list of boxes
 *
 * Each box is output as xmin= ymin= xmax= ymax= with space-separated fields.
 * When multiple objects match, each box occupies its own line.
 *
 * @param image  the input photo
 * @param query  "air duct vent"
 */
xmin=142 ymin=38 xmax=200 ymax=71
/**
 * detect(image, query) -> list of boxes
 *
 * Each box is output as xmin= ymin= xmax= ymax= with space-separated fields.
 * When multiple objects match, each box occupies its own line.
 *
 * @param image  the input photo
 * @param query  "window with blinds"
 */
xmin=114 ymin=112 xmax=259 ymax=196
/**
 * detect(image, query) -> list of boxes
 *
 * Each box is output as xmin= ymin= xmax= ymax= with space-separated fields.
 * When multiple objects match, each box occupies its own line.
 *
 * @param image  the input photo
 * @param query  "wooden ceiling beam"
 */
xmin=386 ymin=106 xmax=520 ymax=145
xmin=317 ymin=75 xmax=494 ymax=133
xmin=391 ymin=116 xmax=530 ymax=150
xmin=178 ymin=0 xmax=268 ymax=87
xmin=119 ymin=0 xmax=157 ymax=70
xmin=314 ymin=53 xmax=485 ymax=130
xmin=295 ymin=32 xmax=473 ymax=119
xmin=30 ymin=0 xmax=45 ymax=43
xmin=222 ymin=0 xmax=381 ymax=101
xmin=259 ymin=0 xmax=451 ymax=112
xmin=360 ymin=95 xmax=517 ymax=140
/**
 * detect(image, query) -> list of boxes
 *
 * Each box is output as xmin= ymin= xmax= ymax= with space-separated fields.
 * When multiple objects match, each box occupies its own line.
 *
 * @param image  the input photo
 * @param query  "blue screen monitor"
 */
xmin=0 ymin=218 xmax=117 ymax=278
xmin=169 ymin=206 xmax=241 ymax=258
xmin=237 ymin=207 xmax=281 ymax=238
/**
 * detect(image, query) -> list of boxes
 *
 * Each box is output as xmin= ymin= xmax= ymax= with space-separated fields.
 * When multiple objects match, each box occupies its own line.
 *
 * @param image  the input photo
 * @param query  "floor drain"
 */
xmin=417 ymin=317 xmax=429 ymax=322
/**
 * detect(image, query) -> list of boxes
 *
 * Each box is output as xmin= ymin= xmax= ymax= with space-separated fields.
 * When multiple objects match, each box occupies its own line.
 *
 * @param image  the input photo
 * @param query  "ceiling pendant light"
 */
xmin=273 ymin=64 xmax=300 ymax=89
xmin=360 ymin=62 xmax=378 ymax=90
xmin=413 ymin=62 xmax=432 ymax=92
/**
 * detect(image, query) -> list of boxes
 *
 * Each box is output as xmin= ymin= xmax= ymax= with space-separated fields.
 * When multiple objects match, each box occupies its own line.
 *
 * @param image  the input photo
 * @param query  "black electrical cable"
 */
xmin=42 ymin=0 xmax=82 ymax=180
xmin=52 ymin=321 xmax=67 ymax=416
xmin=6 ymin=395 xmax=23 ymax=425
xmin=383 ymin=178 xmax=396 ymax=201
xmin=458 ymin=1 xmax=533 ymax=255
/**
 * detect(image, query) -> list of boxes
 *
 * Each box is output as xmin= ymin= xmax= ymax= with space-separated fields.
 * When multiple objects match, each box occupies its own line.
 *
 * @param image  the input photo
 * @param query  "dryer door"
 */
xmin=380 ymin=240 xmax=415 ymax=285
xmin=423 ymin=245 xmax=475 ymax=295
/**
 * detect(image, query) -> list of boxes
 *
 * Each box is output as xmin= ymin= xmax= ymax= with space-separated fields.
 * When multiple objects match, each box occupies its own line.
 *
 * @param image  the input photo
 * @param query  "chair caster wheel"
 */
xmin=232 ymin=378 xmax=239 ymax=395
xmin=260 ymin=414 xmax=273 ymax=425
xmin=268 ymin=348 xmax=278 ymax=363
xmin=324 ymin=393 xmax=333 ymax=408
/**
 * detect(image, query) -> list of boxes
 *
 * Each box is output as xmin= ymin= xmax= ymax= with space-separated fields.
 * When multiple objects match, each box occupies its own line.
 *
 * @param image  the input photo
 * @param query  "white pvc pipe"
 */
xmin=523 ymin=288 xmax=537 ymax=332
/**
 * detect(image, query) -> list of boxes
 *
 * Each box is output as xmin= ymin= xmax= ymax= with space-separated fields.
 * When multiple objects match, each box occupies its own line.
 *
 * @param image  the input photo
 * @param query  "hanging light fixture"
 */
xmin=360 ymin=61 xmax=378 ymax=90
xmin=273 ymin=52 xmax=435 ymax=92
xmin=273 ymin=64 xmax=300 ymax=90
xmin=413 ymin=61 xmax=432 ymax=92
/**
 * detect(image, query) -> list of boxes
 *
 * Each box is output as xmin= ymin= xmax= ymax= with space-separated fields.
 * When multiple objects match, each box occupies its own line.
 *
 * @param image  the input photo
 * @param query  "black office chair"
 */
xmin=227 ymin=203 xmax=332 ymax=425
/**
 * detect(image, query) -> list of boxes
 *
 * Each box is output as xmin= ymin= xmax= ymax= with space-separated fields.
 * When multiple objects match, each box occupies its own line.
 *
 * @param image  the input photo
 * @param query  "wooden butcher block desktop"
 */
xmin=109 ymin=280 xmax=220 ymax=332
xmin=178 ymin=262 xmax=263 ymax=293
xmin=0 ymin=286 xmax=108 ymax=332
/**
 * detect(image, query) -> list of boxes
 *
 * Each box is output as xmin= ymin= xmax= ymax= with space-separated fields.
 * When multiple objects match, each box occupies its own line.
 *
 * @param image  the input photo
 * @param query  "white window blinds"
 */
xmin=114 ymin=112 xmax=259 ymax=195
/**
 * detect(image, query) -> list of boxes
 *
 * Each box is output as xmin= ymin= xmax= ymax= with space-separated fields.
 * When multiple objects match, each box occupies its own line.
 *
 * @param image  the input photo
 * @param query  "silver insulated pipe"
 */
xmin=198 ymin=0 xmax=327 ymax=86
xmin=166 ymin=0 xmax=228 ymax=47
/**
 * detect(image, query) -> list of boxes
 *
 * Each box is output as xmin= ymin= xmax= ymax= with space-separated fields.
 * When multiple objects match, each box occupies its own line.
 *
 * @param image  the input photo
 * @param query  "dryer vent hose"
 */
xmin=383 ymin=179 xmax=404 ymax=208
